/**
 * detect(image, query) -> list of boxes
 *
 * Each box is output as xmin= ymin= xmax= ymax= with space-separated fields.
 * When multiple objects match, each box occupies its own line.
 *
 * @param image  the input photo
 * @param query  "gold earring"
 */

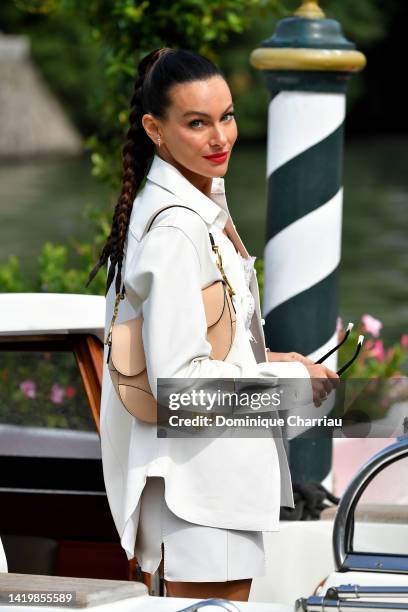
xmin=157 ymin=134 xmax=161 ymax=147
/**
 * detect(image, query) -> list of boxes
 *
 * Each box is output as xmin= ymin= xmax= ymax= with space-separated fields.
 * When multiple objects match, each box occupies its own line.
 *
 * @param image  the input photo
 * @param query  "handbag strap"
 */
xmin=104 ymin=204 xmax=235 ymax=347
xmin=143 ymin=204 xmax=235 ymax=297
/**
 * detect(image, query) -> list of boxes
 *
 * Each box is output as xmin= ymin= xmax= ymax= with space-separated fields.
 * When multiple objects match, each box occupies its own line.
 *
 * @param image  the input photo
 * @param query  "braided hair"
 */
xmin=86 ymin=47 xmax=225 ymax=297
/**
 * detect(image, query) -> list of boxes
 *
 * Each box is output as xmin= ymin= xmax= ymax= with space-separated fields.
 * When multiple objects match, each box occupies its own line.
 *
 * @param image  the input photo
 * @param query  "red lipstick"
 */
xmin=203 ymin=151 xmax=228 ymax=164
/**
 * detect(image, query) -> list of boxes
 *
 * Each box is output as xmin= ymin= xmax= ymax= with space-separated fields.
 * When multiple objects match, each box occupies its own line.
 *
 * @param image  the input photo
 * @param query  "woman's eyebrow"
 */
xmin=182 ymin=104 xmax=234 ymax=118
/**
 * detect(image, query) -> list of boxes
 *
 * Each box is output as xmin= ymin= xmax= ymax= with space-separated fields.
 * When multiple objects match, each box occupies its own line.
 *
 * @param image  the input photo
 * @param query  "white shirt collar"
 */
xmin=146 ymin=153 xmax=229 ymax=230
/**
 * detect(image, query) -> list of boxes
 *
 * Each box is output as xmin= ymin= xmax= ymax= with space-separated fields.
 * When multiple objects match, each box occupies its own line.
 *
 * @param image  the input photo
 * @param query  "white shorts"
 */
xmin=134 ymin=476 xmax=266 ymax=582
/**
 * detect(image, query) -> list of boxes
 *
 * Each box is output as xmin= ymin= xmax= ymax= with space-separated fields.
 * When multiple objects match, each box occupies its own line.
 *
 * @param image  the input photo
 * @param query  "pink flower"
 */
xmin=50 ymin=383 xmax=65 ymax=404
xmin=65 ymin=385 xmax=76 ymax=398
xmin=401 ymin=334 xmax=408 ymax=351
xmin=361 ymin=314 xmax=383 ymax=337
xmin=20 ymin=380 xmax=37 ymax=399
xmin=370 ymin=340 xmax=385 ymax=362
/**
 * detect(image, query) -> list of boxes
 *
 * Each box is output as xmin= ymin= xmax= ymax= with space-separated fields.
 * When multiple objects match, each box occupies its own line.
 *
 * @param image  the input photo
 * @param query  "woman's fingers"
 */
xmin=289 ymin=352 xmax=315 ymax=366
xmin=326 ymin=366 xmax=341 ymax=389
xmin=266 ymin=351 xmax=315 ymax=365
xmin=322 ymin=378 xmax=333 ymax=394
xmin=265 ymin=351 xmax=284 ymax=362
xmin=265 ymin=354 xmax=339 ymax=407
xmin=305 ymin=364 xmax=339 ymax=407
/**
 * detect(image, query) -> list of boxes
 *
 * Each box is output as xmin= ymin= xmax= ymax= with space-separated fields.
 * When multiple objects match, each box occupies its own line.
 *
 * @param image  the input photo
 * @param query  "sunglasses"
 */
xmin=315 ymin=322 xmax=364 ymax=376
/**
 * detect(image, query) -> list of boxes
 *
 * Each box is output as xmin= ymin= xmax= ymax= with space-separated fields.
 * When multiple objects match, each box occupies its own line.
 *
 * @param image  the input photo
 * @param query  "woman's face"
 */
xmin=144 ymin=75 xmax=237 ymax=179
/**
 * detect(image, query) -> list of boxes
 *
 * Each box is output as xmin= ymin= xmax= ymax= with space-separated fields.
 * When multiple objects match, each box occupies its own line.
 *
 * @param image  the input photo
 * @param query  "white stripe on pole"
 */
xmin=307 ymin=328 xmax=339 ymax=363
xmin=263 ymin=188 xmax=343 ymax=315
xmin=266 ymin=91 xmax=345 ymax=176
xmin=308 ymin=329 xmax=339 ymax=373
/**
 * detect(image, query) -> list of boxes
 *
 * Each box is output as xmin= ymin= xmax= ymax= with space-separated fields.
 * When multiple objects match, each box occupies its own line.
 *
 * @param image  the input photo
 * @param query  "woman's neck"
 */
xmin=174 ymin=160 xmax=212 ymax=196
xmin=157 ymin=151 xmax=213 ymax=197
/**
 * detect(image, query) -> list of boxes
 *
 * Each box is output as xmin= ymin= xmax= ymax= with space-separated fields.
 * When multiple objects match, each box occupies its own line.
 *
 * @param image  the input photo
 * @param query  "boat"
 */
xmin=1 ymin=292 xmax=407 ymax=610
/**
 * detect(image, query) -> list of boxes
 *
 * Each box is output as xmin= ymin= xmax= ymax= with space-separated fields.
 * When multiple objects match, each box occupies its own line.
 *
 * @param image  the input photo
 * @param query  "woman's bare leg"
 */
xmin=163 ymin=578 xmax=252 ymax=601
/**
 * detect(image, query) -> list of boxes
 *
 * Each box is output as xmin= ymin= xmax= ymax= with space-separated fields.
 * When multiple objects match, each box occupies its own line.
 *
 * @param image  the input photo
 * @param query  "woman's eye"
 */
xmin=190 ymin=111 xmax=234 ymax=128
xmin=190 ymin=119 xmax=203 ymax=128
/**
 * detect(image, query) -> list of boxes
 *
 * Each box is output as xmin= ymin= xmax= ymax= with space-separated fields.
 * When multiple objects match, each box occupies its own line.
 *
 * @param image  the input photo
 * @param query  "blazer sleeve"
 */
xmin=124 ymin=224 xmax=313 ymax=406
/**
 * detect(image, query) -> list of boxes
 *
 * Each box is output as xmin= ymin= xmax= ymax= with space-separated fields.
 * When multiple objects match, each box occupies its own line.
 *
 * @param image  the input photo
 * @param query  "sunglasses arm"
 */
xmin=315 ymin=322 xmax=354 ymax=365
xmin=336 ymin=335 xmax=364 ymax=376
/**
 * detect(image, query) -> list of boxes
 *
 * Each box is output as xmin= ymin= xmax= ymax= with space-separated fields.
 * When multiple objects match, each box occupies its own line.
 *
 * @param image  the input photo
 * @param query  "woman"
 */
xmin=87 ymin=47 xmax=338 ymax=601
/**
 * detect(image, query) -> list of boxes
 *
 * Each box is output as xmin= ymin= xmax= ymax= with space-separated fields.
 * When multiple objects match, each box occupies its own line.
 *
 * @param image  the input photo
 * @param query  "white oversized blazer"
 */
xmin=100 ymin=153 xmax=313 ymax=560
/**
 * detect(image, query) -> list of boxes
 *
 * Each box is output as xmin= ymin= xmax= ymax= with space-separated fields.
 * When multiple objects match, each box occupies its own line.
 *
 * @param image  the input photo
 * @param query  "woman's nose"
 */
xmin=209 ymin=124 xmax=228 ymax=147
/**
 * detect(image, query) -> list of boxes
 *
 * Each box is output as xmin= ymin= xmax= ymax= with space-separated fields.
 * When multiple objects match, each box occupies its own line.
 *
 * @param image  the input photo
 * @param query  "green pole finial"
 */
xmin=294 ymin=0 xmax=325 ymax=19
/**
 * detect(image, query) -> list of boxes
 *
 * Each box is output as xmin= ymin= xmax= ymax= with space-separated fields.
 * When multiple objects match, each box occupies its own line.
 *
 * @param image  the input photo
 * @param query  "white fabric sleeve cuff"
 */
xmin=252 ymin=360 xmax=314 ymax=407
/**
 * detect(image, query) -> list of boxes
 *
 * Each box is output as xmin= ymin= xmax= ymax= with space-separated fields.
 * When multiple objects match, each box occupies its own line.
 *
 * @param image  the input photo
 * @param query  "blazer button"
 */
xmin=261 ymin=318 xmax=265 ymax=326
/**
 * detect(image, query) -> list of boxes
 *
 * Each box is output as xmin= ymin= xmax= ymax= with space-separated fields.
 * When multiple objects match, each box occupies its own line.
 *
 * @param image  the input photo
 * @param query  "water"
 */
xmin=0 ymin=139 xmax=407 ymax=345
xmin=339 ymin=137 xmax=408 ymax=346
xmin=0 ymin=156 xmax=107 ymax=278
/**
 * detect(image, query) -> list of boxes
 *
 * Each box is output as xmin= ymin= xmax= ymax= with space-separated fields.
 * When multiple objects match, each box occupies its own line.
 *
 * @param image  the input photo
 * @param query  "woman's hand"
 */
xmin=266 ymin=350 xmax=339 ymax=407
xmin=304 ymin=364 xmax=340 ymax=407
xmin=266 ymin=350 xmax=314 ymax=367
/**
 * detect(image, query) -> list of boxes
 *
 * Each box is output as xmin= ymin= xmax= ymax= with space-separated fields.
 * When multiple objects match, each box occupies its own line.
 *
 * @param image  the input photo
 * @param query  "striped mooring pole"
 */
xmin=250 ymin=0 xmax=366 ymax=486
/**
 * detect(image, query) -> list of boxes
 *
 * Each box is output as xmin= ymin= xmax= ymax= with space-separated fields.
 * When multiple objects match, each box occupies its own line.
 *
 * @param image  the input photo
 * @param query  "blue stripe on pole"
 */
xmin=265 ymin=124 xmax=344 ymax=242
xmin=264 ymin=267 xmax=338 ymax=355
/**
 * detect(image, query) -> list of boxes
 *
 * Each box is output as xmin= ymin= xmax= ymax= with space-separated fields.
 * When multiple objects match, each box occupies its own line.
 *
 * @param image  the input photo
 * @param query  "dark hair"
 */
xmin=85 ymin=47 xmax=225 ymax=297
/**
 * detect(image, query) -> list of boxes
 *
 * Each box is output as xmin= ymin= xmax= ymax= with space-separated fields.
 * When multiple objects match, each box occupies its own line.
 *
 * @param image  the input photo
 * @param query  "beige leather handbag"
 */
xmin=104 ymin=204 xmax=237 ymax=424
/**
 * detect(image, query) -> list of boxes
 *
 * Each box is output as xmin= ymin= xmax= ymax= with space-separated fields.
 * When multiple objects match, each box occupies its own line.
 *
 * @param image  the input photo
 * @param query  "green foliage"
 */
xmin=36 ymin=205 xmax=108 ymax=295
xmin=338 ymin=316 xmax=408 ymax=379
xmin=255 ymin=257 xmax=264 ymax=304
xmin=0 ymin=350 xmax=95 ymax=430
xmin=333 ymin=316 xmax=408 ymax=421
xmin=0 ymin=256 xmax=28 ymax=292
xmin=0 ymin=204 xmax=107 ymax=296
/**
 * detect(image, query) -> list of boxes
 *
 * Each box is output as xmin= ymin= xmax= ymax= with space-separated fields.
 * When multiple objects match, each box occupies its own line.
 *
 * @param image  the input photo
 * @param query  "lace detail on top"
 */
xmin=237 ymin=252 xmax=257 ymax=341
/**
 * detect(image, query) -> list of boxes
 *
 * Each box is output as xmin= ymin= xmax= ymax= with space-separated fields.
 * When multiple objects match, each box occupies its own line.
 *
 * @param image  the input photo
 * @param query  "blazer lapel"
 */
xmin=224 ymin=216 xmax=268 ymax=364
xmin=224 ymin=216 xmax=249 ymax=258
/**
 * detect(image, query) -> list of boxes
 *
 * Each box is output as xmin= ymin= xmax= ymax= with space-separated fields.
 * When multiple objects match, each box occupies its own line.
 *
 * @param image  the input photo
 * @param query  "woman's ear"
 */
xmin=142 ymin=113 xmax=161 ymax=146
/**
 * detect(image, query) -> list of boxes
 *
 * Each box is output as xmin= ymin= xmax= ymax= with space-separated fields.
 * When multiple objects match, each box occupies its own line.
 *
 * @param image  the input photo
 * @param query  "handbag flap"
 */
xmin=111 ymin=316 xmax=146 ymax=376
xmin=203 ymin=281 xmax=226 ymax=328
